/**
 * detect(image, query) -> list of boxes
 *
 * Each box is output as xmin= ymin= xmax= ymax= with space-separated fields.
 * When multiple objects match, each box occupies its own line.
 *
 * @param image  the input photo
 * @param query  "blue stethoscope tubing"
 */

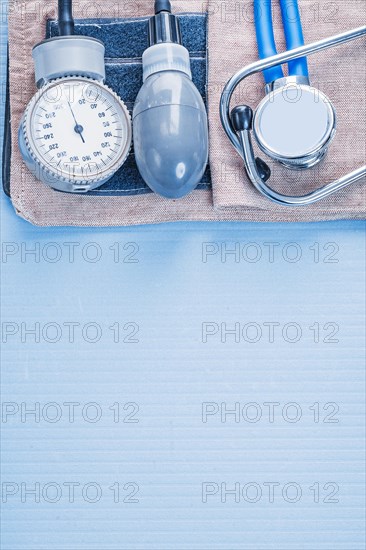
xmin=254 ymin=0 xmax=309 ymax=83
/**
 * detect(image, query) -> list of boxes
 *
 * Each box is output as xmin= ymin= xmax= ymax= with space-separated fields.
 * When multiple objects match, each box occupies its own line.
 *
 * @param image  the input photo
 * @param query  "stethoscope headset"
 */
xmin=220 ymin=0 xmax=366 ymax=205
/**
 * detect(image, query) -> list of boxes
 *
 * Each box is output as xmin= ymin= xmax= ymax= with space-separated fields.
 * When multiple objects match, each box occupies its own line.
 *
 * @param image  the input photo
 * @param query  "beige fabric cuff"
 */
xmin=7 ymin=0 xmax=366 ymax=226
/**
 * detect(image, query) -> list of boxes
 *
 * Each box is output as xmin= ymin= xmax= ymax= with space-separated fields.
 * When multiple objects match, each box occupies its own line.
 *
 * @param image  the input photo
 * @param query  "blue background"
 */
xmin=1 ymin=7 xmax=365 ymax=550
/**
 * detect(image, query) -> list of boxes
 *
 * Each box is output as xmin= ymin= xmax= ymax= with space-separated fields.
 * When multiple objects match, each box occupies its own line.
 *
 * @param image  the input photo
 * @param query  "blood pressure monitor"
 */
xmin=19 ymin=35 xmax=132 ymax=193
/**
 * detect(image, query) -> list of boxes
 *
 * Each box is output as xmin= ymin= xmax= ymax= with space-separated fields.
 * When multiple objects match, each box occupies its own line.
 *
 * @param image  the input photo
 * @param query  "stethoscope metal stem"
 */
xmin=237 ymin=128 xmax=365 ymax=206
xmin=220 ymin=26 xmax=366 ymax=205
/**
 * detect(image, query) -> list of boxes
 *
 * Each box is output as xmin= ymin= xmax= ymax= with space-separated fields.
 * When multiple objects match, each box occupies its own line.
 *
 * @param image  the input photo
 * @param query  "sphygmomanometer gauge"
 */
xmin=18 ymin=1 xmax=131 ymax=193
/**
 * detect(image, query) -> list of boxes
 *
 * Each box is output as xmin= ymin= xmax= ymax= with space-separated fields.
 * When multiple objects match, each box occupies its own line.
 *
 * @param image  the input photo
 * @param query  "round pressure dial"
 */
xmin=20 ymin=77 xmax=131 ymax=193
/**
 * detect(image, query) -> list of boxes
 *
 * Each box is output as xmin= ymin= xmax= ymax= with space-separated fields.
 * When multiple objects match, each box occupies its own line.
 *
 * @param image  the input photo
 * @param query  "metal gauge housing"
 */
xmin=19 ymin=35 xmax=132 ymax=193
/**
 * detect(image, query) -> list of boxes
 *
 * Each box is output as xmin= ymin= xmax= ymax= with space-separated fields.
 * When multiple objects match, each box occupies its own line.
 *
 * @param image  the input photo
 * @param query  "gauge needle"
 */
xmin=67 ymin=100 xmax=85 ymax=143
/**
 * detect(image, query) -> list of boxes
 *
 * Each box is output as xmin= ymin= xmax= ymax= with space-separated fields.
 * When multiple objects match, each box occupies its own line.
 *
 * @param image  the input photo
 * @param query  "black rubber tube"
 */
xmin=58 ymin=0 xmax=74 ymax=36
xmin=154 ymin=0 xmax=171 ymax=13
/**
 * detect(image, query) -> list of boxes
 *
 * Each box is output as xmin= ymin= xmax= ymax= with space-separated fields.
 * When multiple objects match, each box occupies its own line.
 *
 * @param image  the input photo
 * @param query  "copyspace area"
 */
xmin=1 ymin=8 xmax=365 ymax=550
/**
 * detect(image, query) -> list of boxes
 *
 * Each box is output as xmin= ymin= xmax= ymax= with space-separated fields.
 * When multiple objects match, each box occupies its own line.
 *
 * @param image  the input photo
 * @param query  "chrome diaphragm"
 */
xmin=253 ymin=77 xmax=336 ymax=170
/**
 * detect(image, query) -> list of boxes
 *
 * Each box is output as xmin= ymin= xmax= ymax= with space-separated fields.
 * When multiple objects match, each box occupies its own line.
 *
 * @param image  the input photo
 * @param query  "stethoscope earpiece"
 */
xmin=231 ymin=105 xmax=254 ymax=132
xmin=231 ymin=106 xmax=271 ymax=183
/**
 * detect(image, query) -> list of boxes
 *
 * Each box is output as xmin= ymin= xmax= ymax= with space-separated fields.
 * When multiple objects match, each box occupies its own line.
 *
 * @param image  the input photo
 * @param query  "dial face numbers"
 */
xmin=26 ymin=78 xmax=131 ymax=183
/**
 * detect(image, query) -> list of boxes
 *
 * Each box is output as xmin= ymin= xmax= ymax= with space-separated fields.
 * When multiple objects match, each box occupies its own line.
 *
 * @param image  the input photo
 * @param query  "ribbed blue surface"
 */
xmin=1 ymin=3 xmax=365 ymax=549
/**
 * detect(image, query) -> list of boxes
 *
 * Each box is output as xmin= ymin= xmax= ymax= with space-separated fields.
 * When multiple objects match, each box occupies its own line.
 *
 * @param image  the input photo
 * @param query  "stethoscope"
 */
xmin=220 ymin=0 xmax=366 ymax=206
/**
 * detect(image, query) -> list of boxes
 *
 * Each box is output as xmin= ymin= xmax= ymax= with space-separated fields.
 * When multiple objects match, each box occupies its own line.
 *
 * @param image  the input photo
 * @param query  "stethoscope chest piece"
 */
xmin=220 ymin=15 xmax=366 ymax=205
xmin=253 ymin=78 xmax=336 ymax=169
